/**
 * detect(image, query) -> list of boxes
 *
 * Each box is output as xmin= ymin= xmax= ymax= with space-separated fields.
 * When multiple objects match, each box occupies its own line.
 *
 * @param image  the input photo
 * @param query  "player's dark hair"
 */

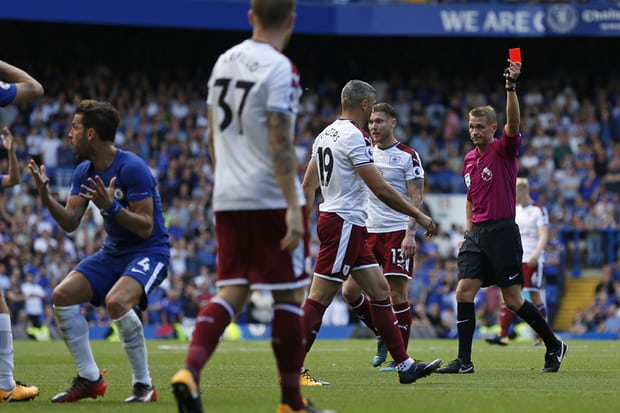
xmin=372 ymin=102 xmax=397 ymax=119
xmin=252 ymin=0 xmax=295 ymax=29
xmin=76 ymin=99 xmax=120 ymax=142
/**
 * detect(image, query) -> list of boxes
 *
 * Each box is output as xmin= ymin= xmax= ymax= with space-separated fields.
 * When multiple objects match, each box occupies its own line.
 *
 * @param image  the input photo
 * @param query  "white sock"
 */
xmin=54 ymin=305 xmax=100 ymax=381
xmin=0 ymin=314 xmax=14 ymax=390
xmin=396 ymin=357 xmax=414 ymax=372
xmin=114 ymin=310 xmax=151 ymax=385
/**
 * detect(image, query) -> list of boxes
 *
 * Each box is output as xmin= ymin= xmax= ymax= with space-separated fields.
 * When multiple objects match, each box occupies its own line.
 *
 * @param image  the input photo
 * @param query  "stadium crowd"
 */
xmin=1 ymin=27 xmax=619 ymax=341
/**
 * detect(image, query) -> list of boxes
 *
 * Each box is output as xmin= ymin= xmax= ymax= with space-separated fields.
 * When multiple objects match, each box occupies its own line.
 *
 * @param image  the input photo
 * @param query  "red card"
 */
xmin=509 ymin=48 xmax=522 ymax=63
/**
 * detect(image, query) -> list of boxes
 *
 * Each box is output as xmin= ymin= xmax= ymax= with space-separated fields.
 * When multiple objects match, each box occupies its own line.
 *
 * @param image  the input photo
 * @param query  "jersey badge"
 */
xmin=481 ymin=167 xmax=493 ymax=182
xmin=113 ymin=186 xmax=126 ymax=201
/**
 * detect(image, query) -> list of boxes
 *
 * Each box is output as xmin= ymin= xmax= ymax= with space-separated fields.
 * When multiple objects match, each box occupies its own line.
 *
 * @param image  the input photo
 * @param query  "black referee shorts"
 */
xmin=457 ymin=218 xmax=523 ymax=287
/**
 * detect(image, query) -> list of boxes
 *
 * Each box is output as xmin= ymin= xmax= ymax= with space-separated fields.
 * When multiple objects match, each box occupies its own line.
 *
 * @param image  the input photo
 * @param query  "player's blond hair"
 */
xmin=469 ymin=105 xmax=497 ymax=124
xmin=372 ymin=102 xmax=397 ymax=119
xmin=516 ymin=177 xmax=529 ymax=189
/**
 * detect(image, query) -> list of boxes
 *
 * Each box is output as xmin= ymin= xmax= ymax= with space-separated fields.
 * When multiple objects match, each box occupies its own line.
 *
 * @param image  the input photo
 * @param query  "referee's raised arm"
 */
xmin=503 ymin=59 xmax=522 ymax=137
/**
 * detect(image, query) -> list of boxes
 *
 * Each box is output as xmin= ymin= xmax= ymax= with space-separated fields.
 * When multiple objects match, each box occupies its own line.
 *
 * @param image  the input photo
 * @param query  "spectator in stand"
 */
xmin=0 ymin=263 xmax=9 ymax=293
xmin=197 ymin=230 xmax=217 ymax=272
xmin=56 ymin=137 xmax=76 ymax=188
xmin=426 ymin=302 xmax=451 ymax=338
xmin=599 ymin=303 xmax=620 ymax=335
xmin=161 ymin=288 xmax=183 ymax=326
xmin=605 ymin=143 xmax=620 ymax=194
xmin=21 ymin=271 xmax=45 ymax=329
xmin=169 ymin=238 xmax=188 ymax=277
xmin=144 ymin=286 xmax=165 ymax=326
xmin=40 ymin=124 xmax=61 ymax=169
xmin=33 ymin=228 xmax=57 ymax=254
xmin=180 ymin=282 xmax=200 ymax=338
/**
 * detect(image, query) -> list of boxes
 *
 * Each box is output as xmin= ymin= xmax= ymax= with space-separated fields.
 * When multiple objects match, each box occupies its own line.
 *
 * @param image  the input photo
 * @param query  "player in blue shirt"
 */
xmin=28 ymin=99 xmax=170 ymax=403
xmin=0 ymin=59 xmax=43 ymax=402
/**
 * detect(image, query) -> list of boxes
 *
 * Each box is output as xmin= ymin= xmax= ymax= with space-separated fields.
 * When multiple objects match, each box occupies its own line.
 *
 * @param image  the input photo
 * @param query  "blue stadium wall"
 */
xmin=2 ymin=1 xmax=620 ymax=37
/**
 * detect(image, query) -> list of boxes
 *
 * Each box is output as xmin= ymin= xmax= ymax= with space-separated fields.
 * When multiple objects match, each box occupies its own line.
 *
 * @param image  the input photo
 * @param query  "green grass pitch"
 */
xmin=10 ymin=338 xmax=620 ymax=412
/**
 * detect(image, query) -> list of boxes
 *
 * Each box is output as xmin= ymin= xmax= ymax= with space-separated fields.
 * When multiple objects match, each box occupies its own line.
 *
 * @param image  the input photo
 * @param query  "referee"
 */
xmin=436 ymin=57 xmax=567 ymax=375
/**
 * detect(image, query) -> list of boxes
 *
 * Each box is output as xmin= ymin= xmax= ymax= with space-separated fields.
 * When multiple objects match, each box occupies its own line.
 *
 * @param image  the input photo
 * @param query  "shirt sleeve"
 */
xmin=498 ymin=129 xmax=522 ymax=158
xmin=121 ymin=160 xmax=155 ymax=202
xmin=0 ymin=82 xmax=17 ymax=107
xmin=266 ymin=59 xmax=301 ymax=115
xmin=349 ymin=130 xmax=374 ymax=168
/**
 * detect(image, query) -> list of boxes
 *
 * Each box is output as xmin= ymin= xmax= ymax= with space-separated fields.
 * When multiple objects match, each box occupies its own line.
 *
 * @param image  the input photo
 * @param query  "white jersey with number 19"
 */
xmin=207 ymin=39 xmax=304 ymax=212
xmin=311 ymin=119 xmax=374 ymax=227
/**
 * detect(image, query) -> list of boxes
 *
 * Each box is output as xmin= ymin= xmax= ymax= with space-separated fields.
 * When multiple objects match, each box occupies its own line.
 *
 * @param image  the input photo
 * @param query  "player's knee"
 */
xmin=365 ymin=284 xmax=391 ymax=302
xmin=341 ymin=287 xmax=358 ymax=304
xmin=455 ymin=285 xmax=475 ymax=302
xmin=503 ymin=294 xmax=524 ymax=311
xmin=389 ymin=288 xmax=407 ymax=304
xmin=105 ymin=294 xmax=132 ymax=319
xmin=52 ymin=286 xmax=73 ymax=307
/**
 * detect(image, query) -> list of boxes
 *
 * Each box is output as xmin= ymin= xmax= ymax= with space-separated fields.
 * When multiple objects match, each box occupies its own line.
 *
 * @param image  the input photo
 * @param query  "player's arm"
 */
xmin=358 ymin=164 xmax=435 ymax=237
xmin=301 ymin=158 xmax=319 ymax=209
xmin=503 ymin=60 xmax=521 ymax=137
xmin=113 ymin=197 xmax=155 ymax=239
xmin=0 ymin=60 xmax=44 ymax=103
xmin=459 ymin=199 xmax=473 ymax=248
xmin=28 ymin=159 xmax=88 ymax=232
xmin=206 ymin=107 xmax=215 ymax=169
xmin=0 ymin=128 xmax=20 ymax=188
xmin=268 ymin=110 xmax=303 ymax=252
xmin=530 ymin=224 xmax=549 ymax=268
xmin=401 ymin=177 xmax=424 ymax=259
xmin=465 ymin=199 xmax=473 ymax=233
xmin=50 ymin=194 xmax=89 ymax=233
xmin=45 ymin=194 xmax=88 ymax=233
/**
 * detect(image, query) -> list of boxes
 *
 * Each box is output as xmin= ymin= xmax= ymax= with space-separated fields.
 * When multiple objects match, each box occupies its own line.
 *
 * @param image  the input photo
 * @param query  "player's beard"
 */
xmin=72 ymin=131 xmax=93 ymax=162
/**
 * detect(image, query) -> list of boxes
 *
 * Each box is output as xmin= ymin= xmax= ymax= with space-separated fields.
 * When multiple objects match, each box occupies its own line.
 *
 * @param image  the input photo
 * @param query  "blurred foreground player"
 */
xmin=170 ymin=1 xmax=334 ymax=412
xmin=0 ymin=59 xmax=43 ymax=402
